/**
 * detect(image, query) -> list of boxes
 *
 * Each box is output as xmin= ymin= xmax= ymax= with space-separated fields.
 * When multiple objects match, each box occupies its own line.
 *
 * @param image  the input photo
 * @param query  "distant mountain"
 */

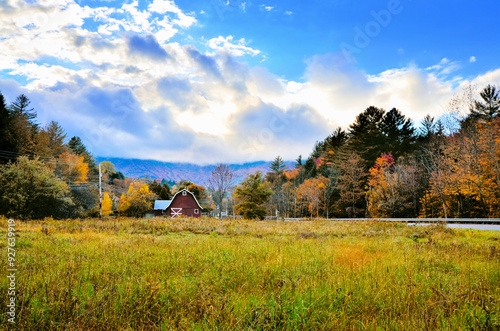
xmin=96 ymin=157 xmax=295 ymax=184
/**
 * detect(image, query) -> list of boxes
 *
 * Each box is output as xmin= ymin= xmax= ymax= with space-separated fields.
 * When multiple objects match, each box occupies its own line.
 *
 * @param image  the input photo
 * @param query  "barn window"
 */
xmin=182 ymin=191 xmax=187 ymax=196
xmin=194 ymin=209 xmax=199 ymax=214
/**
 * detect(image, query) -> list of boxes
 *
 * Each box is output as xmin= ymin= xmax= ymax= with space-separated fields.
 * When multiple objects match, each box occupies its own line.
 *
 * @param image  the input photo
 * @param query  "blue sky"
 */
xmin=0 ymin=0 xmax=499 ymax=163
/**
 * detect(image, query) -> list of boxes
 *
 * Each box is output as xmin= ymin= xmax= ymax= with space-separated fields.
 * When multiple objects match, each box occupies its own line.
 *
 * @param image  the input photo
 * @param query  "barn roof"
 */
xmin=154 ymin=200 xmax=172 ymax=210
xmin=170 ymin=189 xmax=203 ymax=210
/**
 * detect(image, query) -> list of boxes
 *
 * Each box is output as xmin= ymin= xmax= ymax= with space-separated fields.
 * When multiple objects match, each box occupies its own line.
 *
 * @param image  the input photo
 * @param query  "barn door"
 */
xmin=171 ymin=208 xmax=182 ymax=217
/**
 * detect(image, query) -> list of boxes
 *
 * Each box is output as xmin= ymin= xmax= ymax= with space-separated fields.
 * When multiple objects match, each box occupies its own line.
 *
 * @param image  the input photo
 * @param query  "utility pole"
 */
xmin=99 ymin=163 xmax=102 ymax=218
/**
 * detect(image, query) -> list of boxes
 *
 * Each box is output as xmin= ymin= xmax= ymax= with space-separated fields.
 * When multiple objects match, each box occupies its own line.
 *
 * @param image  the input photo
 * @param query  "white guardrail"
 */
xmin=280 ymin=218 xmax=500 ymax=224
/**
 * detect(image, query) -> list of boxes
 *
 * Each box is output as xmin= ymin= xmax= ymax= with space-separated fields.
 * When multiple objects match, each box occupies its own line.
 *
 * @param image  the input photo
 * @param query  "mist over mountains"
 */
xmin=96 ymin=157 xmax=295 ymax=184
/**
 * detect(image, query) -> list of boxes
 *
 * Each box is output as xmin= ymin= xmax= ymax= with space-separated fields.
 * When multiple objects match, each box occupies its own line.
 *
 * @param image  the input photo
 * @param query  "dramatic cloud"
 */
xmin=127 ymin=34 xmax=170 ymax=61
xmin=1 ymin=0 xmax=500 ymax=164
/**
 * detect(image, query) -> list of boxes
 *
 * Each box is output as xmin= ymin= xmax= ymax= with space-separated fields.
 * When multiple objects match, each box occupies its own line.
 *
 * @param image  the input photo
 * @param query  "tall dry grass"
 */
xmin=1 ymin=216 xmax=499 ymax=330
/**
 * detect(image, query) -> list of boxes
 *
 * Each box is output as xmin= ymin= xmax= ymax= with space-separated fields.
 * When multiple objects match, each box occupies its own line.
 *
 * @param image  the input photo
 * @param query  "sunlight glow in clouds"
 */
xmin=0 ymin=0 xmax=499 ymax=164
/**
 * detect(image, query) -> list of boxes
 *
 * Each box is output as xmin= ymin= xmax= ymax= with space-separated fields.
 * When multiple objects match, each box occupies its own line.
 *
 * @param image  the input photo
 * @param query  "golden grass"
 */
xmin=0 ymin=216 xmax=499 ymax=330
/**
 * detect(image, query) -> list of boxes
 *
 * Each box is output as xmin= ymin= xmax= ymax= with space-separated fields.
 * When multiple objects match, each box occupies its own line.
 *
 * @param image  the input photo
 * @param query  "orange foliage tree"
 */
xmin=367 ymin=154 xmax=422 ymax=217
xmin=297 ymin=176 xmax=328 ymax=217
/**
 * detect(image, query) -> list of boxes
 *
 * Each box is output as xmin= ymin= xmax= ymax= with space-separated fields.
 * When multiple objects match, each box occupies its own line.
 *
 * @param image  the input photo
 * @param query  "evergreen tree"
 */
xmin=418 ymin=115 xmax=437 ymax=141
xmin=348 ymin=106 xmax=386 ymax=168
xmin=323 ymin=127 xmax=348 ymax=152
xmin=301 ymin=157 xmax=317 ymax=180
xmin=45 ymin=121 xmax=67 ymax=157
xmin=470 ymin=84 xmax=499 ymax=120
xmin=9 ymin=94 xmax=37 ymax=127
xmin=310 ymin=141 xmax=324 ymax=158
xmin=322 ymin=127 xmax=348 ymax=165
xmin=270 ymin=156 xmax=287 ymax=175
xmin=149 ymin=181 xmax=172 ymax=200
xmin=234 ymin=171 xmax=274 ymax=220
xmin=109 ymin=171 xmax=125 ymax=182
xmin=159 ymin=183 xmax=172 ymax=200
xmin=68 ymin=136 xmax=97 ymax=173
xmin=379 ymin=108 xmax=416 ymax=159
xmin=3 ymin=94 xmax=39 ymax=156
xmin=295 ymin=155 xmax=303 ymax=168
xmin=0 ymin=91 xmax=14 ymax=161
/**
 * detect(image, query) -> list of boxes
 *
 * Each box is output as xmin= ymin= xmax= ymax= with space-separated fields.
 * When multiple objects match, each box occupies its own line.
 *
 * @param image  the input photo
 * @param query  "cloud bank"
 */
xmin=1 ymin=0 xmax=499 ymax=164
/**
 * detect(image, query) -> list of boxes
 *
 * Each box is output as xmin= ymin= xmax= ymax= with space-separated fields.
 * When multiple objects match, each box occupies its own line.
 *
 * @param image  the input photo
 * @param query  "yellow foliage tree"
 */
xmin=117 ymin=182 xmax=156 ymax=217
xmin=56 ymin=151 xmax=89 ymax=184
xmin=421 ymin=119 xmax=500 ymax=218
xmin=102 ymin=192 xmax=113 ymax=216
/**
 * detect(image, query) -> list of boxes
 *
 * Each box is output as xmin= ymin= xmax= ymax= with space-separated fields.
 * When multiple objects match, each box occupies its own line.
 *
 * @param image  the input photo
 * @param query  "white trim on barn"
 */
xmin=171 ymin=208 xmax=182 ymax=217
xmin=169 ymin=189 xmax=204 ymax=210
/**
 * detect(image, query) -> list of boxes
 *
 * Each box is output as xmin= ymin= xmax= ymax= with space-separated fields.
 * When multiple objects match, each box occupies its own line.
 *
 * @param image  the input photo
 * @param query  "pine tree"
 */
xmin=270 ymin=156 xmax=287 ymax=175
xmin=9 ymin=94 xmax=37 ymax=127
xmin=234 ymin=171 xmax=274 ymax=220
xmin=348 ymin=106 xmax=386 ymax=168
xmin=470 ymin=85 xmax=499 ymax=120
xmin=379 ymin=108 xmax=416 ymax=159
xmin=45 ymin=121 xmax=67 ymax=157
xmin=0 ymin=91 xmax=13 ymax=159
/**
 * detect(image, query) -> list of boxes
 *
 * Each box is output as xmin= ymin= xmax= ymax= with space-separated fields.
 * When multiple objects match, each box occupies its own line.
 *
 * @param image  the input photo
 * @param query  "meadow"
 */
xmin=1 ymin=217 xmax=499 ymax=330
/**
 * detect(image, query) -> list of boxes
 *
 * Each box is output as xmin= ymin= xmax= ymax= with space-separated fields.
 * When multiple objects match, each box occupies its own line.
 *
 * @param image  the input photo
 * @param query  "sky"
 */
xmin=0 ymin=0 xmax=499 ymax=164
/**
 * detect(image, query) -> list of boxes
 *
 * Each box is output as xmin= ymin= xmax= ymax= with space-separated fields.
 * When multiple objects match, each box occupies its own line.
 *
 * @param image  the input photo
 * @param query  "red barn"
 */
xmin=153 ymin=189 xmax=203 ymax=218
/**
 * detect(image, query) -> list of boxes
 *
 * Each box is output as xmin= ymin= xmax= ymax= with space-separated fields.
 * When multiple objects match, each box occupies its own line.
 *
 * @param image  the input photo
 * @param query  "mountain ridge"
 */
xmin=96 ymin=157 xmax=295 ymax=184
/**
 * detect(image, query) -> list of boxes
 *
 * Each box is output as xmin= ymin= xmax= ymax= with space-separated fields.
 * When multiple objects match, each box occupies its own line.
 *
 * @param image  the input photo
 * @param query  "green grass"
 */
xmin=1 ymin=217 xmax=499 ymax=330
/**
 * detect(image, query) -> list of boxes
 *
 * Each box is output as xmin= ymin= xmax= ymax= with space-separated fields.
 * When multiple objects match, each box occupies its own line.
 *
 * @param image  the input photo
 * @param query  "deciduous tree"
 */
xmin=337 ymin=152 xmax=366 ymax=217
xmin=56 ymin=151 xmax=89 ymax=184
xmin=208 ymin=163 xmax=234 ymax=218
xmin=0 ymin=156 xmax=74 ymax=219
xmin=102 ymin=192 xmax=113 ymax=216
xmin=297 ymin=176 xmax=328 ymax=217
xmin=118 ymin=182 xmax=156 ymax=217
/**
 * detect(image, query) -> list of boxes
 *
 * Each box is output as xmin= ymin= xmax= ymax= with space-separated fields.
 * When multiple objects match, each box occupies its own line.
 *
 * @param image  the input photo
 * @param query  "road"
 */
xmin=408 ymin=223 xmax=500 ymax=231
xmin=281 ymin=218 xmax=500 ymax=231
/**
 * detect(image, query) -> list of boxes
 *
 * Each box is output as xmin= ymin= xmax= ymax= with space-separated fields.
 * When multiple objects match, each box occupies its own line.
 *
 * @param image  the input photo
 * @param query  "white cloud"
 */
xmin=208 ymin=35 xmax=261 ymax=57
xmin=2 ymin=1 xmax=500 ymax=163
xmin=470 ymin=56 xmax=477 ymax=63
xmin=148 ymin=0 xmax=196 ymax=28
xmin=148 ymin=0 xmax=180 ymax=14
xmin=259 ymin=4 xmax=274 ymax=12
xmin=426 ymin=57 xmax=461 ymax=76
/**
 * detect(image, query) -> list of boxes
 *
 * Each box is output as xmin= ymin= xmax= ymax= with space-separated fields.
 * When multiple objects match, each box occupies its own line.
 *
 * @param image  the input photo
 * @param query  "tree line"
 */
xmin=1 ymin=84 xmax=499 ymax=219
xmin=251 ymin=84 xmax=500 ymax=219
xmin=0 ymin=92 xmax=189 ymax=219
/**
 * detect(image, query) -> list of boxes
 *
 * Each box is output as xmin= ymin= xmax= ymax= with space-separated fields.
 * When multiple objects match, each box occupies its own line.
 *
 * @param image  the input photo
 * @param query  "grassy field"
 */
xmin=1 ymin=217 xmax=499 ymax=330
